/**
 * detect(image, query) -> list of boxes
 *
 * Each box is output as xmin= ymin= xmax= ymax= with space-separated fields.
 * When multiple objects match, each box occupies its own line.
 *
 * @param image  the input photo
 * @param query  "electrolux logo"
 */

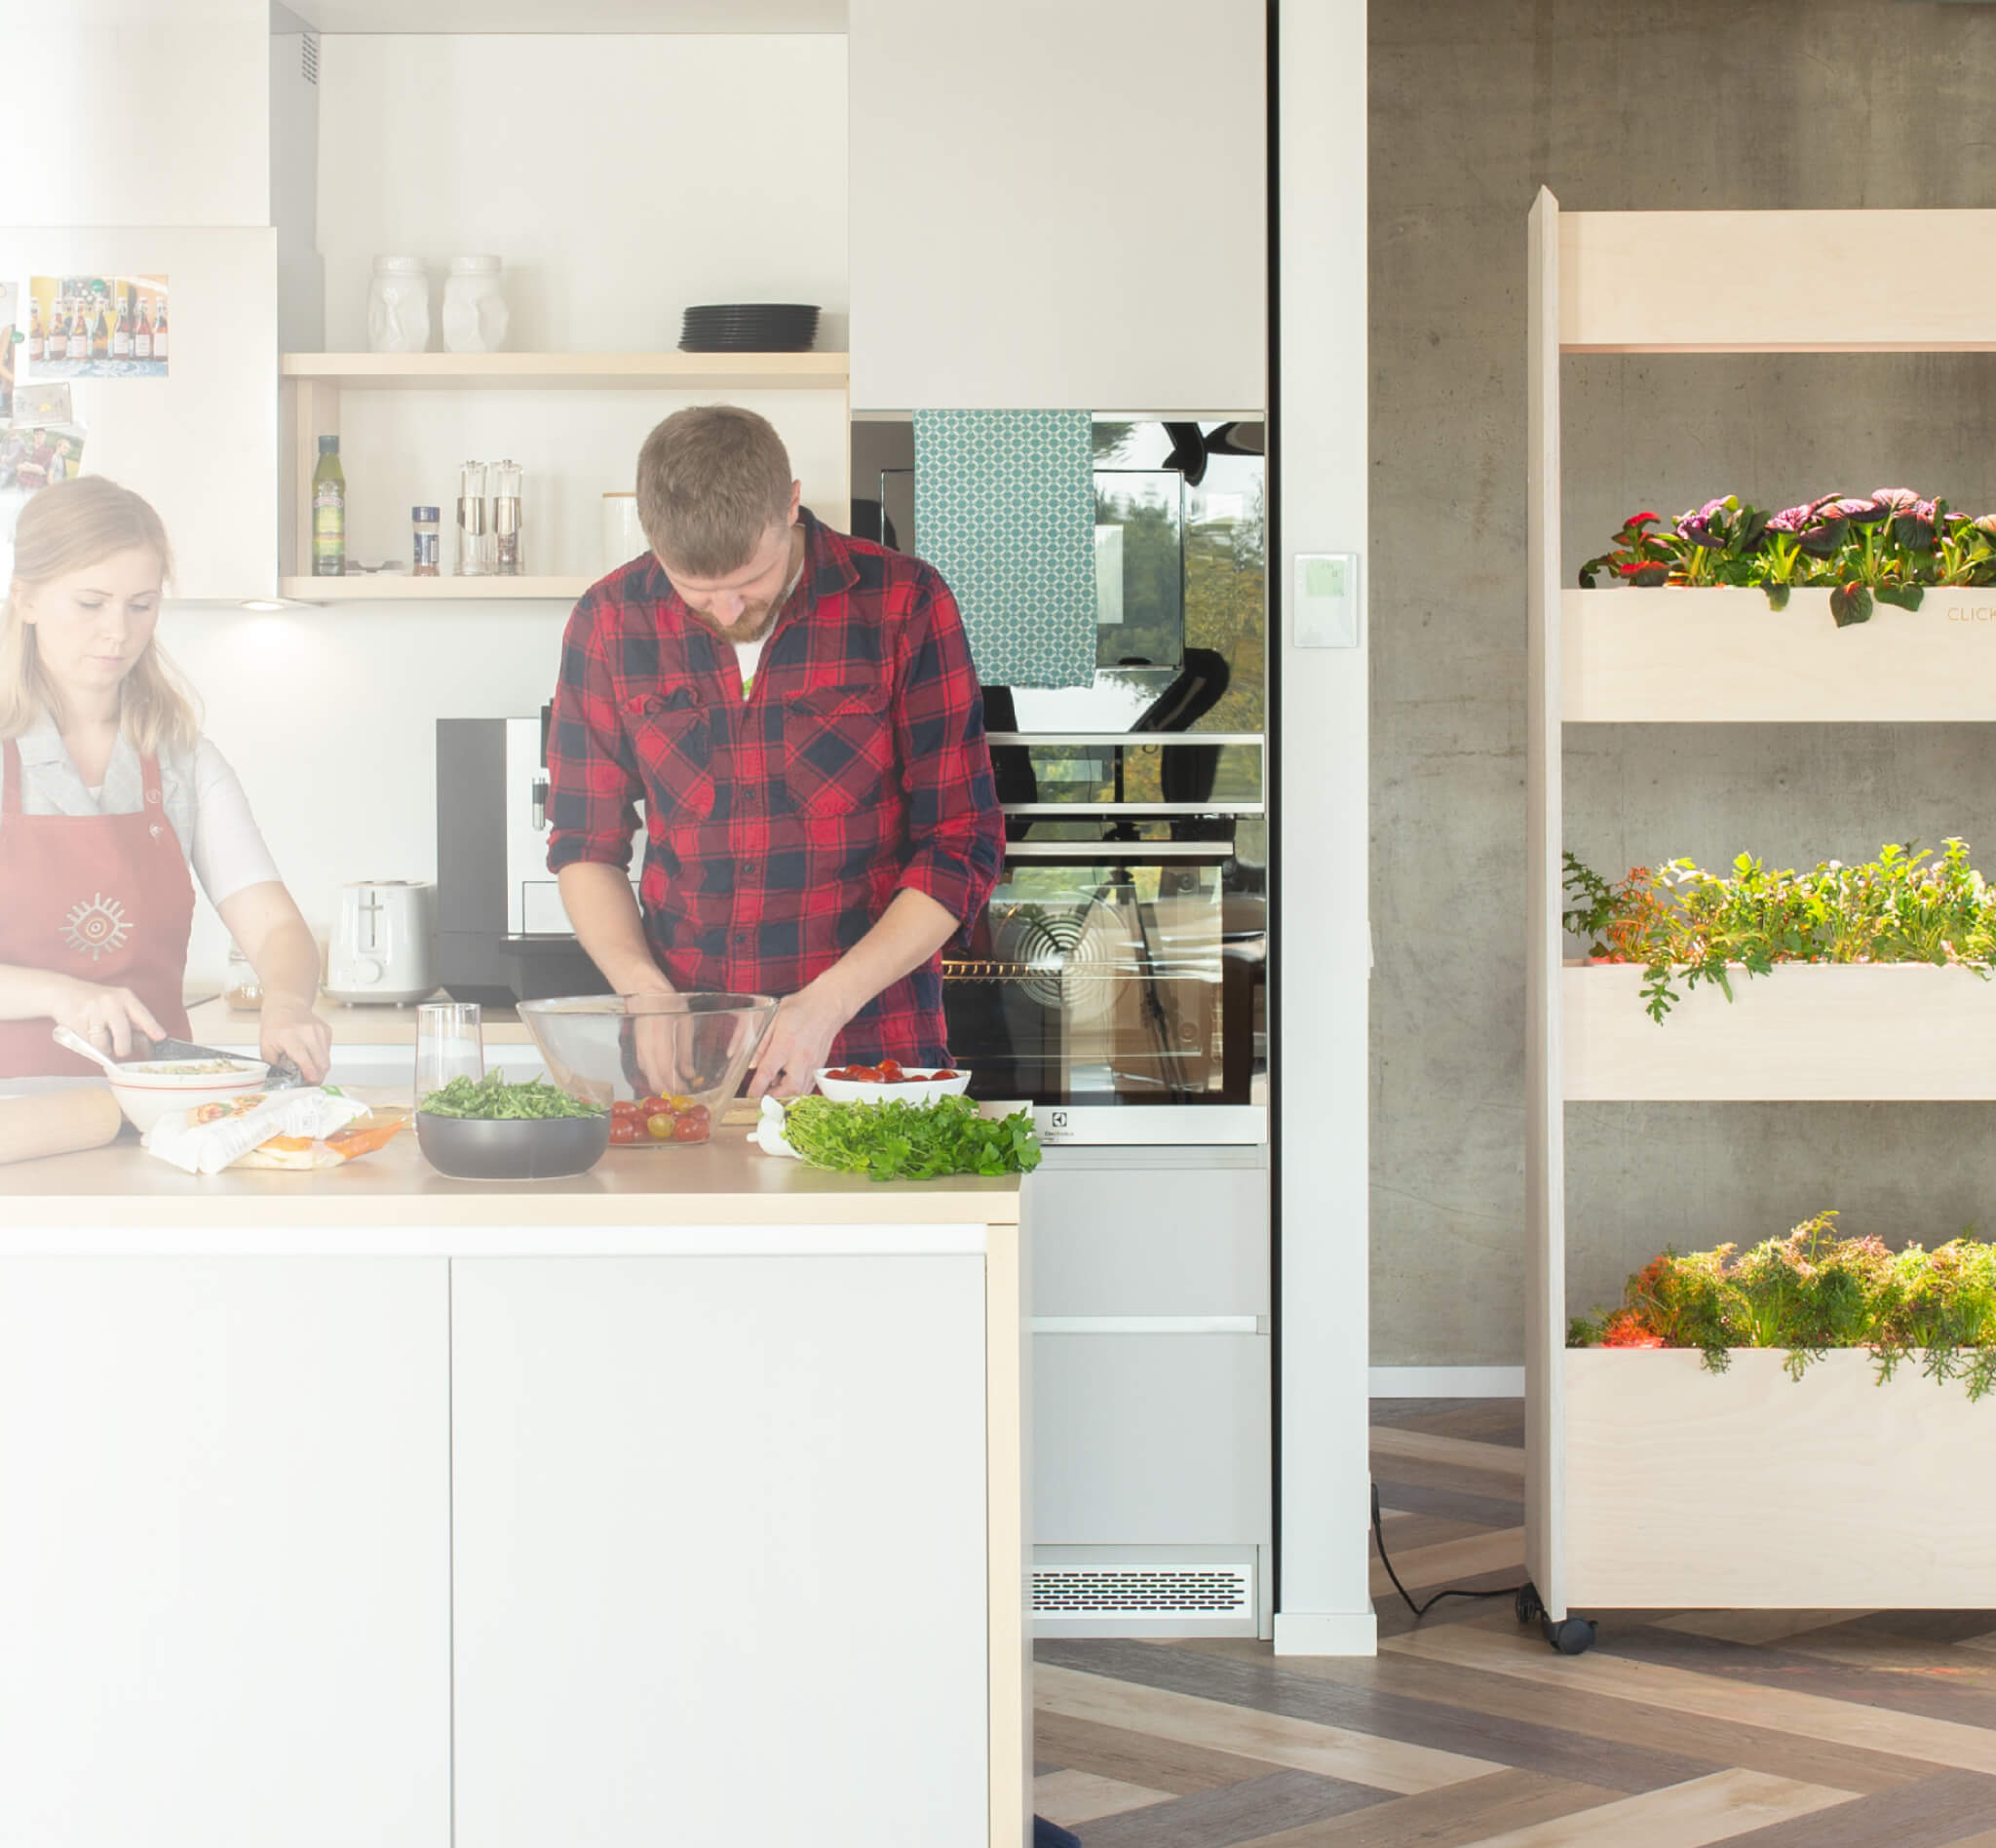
xmin=1947 ymin=604 xmax=1996 ymax=623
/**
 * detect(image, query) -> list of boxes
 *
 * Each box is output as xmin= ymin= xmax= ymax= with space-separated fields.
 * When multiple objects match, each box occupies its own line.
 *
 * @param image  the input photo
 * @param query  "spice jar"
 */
xmin=412 ymin=506 xmax=441 ymax=576
xmin=366 ymin=255 xmax=430 ymax=354
xmin=224 ymin=943 xmax=262 ymax=1011
xmin=441 ymin=255 xmax=509 ymax=354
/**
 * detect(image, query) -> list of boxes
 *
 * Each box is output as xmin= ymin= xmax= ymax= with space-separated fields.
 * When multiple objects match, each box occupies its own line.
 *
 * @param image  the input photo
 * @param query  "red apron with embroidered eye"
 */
xmin=0 ymin=737 xmax=195 ymax=1078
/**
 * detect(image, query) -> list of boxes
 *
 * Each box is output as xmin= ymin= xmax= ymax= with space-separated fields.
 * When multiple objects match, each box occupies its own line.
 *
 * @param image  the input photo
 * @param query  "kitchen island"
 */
xmin=0 ymin=1126 xmax=1028 ymax=1848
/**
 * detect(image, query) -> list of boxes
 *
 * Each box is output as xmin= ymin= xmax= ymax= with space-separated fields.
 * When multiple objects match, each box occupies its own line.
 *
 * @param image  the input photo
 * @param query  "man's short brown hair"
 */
xmin=635 ymin=404 xmax=794 ymax=578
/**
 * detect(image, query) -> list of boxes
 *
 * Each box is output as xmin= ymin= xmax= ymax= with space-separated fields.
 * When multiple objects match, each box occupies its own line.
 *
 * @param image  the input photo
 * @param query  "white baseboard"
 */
xmin=1272 ymin=1609 xmax=1378 ymax=1657
xmin=1369 ymin=1366 xmax=1524 ymax=1399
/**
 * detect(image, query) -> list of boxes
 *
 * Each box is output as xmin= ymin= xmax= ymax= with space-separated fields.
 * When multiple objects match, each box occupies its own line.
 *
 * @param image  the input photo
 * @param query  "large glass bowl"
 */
xmin=518 ymin=993 xmax=778 ymax=1144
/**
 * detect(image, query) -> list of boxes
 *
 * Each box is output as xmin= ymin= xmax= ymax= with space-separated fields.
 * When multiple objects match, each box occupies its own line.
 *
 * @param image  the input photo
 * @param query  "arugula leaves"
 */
xmin=418 ymin=1075 xmax=604 ymax=1120
xmin=783 ymin=1095 xmax=1042 ymax=1182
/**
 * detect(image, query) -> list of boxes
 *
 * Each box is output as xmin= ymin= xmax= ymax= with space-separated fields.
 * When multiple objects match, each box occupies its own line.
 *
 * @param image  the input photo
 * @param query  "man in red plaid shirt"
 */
xmin=547 ymin=405 xmax=1004 ymax=1097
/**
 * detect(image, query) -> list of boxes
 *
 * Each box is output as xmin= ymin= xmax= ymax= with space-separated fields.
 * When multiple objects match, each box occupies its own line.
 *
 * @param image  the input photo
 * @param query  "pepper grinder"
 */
xmin=456 ymin=460 xmax=492 ymax=576
xmin=492 ymin=459 xmax=523 ymax=576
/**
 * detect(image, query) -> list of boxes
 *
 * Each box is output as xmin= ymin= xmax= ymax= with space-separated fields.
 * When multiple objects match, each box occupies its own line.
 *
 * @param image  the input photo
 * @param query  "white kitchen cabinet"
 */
xmin=0 ymin=225 xmax=279 ymax=600
xmin=848 ymin=0 xmax=1266 ymax=410
xmin=0 ymin=1257 xmax=451 ymax=1848
xmin=450 ymin=1252 xmax=995 ymax=1848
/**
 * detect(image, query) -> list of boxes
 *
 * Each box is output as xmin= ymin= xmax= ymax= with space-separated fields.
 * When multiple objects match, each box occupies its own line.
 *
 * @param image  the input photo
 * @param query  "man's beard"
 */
xmin=682 ymin=597 xmax=784 ymax=644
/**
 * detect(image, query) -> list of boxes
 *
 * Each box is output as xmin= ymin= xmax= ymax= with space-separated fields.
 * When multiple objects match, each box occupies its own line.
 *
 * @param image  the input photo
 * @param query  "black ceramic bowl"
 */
xmin=415 ymin=1111 xmax=610 ymax=1181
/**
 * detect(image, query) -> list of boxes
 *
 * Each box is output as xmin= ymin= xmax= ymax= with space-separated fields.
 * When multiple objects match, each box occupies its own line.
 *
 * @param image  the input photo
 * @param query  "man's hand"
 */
xmin=748 ymin=973 xmax=857 ymax=1101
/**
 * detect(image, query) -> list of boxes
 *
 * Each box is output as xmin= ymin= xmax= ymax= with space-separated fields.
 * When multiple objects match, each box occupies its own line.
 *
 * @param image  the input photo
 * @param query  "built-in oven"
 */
xmin=945 ymin=731 xmax=1265 ymax=1146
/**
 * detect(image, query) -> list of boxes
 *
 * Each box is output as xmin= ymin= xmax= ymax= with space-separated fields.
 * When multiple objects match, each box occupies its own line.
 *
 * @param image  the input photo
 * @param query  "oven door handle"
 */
xmin=1001 ymin=841 xmax=1235 ymax=862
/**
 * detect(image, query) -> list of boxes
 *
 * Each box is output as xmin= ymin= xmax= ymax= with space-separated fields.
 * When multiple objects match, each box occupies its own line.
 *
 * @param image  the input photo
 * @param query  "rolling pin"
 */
xmin=0 ymin=1087 xmax=125 ymax=1164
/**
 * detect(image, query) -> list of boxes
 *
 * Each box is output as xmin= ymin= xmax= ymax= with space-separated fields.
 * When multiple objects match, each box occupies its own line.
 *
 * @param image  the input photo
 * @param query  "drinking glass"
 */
xmin=414 ymin=1001 xmax=483 ymax=1104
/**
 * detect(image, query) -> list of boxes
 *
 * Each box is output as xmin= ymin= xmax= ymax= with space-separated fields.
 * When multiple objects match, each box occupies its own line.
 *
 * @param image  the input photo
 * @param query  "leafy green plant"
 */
xmin=1570 ymin=1213 xmax=1996 ymax=1400
xmin=782 ymin=1095 xmax=1042 ymax=1182
xmin=1564 ymin=840 xmax=1996 ymax=1021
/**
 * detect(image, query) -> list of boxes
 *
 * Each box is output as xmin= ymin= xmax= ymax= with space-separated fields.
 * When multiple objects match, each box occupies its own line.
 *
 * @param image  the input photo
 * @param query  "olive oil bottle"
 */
xmin=312 ymin=435 xmax=346 ymax=577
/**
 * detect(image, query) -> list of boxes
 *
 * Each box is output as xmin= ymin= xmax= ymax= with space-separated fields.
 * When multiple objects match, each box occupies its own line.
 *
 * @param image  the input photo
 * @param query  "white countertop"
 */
xmin=0 ymin=1104 xmax=1023 ymax=1250
xmin=185 ymin=994 xmax=538 ymax=1047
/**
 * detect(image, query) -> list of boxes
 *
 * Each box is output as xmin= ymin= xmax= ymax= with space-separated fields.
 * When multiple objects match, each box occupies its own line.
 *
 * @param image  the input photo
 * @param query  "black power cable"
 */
xmin=1370 ymin=1481 xmax=1525 ymax=1620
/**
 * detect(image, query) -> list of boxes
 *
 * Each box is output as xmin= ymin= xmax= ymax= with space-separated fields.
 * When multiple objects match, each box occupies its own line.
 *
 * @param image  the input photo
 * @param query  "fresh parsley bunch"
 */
xmin=783 ymin=1095 xmax=1042 ymax=1182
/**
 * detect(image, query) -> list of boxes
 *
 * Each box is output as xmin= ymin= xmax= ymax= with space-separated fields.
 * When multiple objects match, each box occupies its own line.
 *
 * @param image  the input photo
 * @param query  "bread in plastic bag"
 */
xmin=142 ymin=1087 xmax=405 ymax=1175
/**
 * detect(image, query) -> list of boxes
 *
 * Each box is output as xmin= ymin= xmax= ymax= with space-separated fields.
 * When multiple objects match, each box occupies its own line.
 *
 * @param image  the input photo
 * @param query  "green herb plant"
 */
xmin=783 ymin=1095 xmax=1043 ymax=1182
xmin=1564 ymin=840 xmax=1996 ymax=1022
xmin=418 ymin=1074 xmax=605 ymax=1120
xmin=1570 ymin=1213 xmax=1996 ymax=1401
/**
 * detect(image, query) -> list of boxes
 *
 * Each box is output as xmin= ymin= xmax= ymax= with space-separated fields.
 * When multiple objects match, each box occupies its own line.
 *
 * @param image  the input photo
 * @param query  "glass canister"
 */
xmin=441 ymin=255 xmax=509 ymax=354
xmin=456 ymin=461 xmax=493 ymax=576
xmin=366 ymin=255 xmax=431 ymax=354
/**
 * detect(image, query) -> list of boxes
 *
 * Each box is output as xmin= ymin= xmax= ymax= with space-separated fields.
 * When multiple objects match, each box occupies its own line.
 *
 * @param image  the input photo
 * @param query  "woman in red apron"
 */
xmin=0 ymin=477 xmax=330 ymax=1082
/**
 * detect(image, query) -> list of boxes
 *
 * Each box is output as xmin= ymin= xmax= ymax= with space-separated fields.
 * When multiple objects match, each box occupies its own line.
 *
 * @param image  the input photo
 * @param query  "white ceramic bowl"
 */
xmin=812 ymin=1067 xmax=973 ymax=1105
xmin=106 ymin=1059 xmax=269 ymax=1133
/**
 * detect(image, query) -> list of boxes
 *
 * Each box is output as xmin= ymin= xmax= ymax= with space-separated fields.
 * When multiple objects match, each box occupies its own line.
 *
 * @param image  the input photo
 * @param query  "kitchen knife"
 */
xmin=135 ymin=1035 xmax=309 ymax=1092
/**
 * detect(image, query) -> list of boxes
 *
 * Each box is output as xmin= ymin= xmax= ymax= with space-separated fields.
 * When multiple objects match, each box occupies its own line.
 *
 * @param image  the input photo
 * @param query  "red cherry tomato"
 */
xmin=611 ymin=1099 xmax=642 ymax=1120
xmin=646 ymin=1112 xmax=677 ymax=1141
xmin=877 ymin=1059 xmax=903 ymax=1077
xmin=672 ymin=1114 xmax=709 ymax=1142
xmin=845 ymin=1065 xmax=883 ymax=1083
xmin=609 ymin=1118 xmax=640 ymax=1145
xmin=679 ymin=1103 xmax=710 ymax=1127
xmin=934 ymin=1070 xmax=960 ymax=1080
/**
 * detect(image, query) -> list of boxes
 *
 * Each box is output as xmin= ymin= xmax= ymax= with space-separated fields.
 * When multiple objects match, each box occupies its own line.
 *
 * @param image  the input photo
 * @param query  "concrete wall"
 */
xmin=1371 ymin=0 xmax=1996 ymax=1365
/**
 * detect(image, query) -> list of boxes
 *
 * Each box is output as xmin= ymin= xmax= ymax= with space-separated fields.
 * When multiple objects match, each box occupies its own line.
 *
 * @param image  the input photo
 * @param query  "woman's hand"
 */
xmin=49 ymin=976 xmax=166 ymax=1059
xmin=259 ymin=994 xmax=332 ymax=1084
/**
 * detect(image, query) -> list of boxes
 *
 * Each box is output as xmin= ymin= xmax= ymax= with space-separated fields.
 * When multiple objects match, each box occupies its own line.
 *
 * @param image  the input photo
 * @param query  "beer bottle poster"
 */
xmin=26 ymin=275 xmax=169 ymax=379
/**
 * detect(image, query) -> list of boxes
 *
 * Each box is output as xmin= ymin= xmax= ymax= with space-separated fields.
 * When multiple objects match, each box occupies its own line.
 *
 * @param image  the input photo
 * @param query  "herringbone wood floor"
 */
xmin=1032 ymin=1398 xmax=1996 ymax=1846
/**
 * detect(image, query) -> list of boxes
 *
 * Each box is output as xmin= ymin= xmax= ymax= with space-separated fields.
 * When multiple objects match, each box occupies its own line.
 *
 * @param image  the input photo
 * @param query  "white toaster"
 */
xmin=325 ymin=880 xmax=438 ymax=1005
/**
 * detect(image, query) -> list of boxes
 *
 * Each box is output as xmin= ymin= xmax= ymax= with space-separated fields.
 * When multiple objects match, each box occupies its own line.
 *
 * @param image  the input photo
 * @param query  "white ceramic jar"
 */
xmin=366 ymin=255 xmax=431 ymax=354
xmin=441 ymin=255 xmax=509 ymax=354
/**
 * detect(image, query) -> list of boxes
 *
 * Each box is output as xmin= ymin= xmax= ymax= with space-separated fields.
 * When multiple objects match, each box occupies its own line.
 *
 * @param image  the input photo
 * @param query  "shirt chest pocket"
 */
xmin=783 ymin=679 xmax=895 ymax=819
xmin=628 ymin=688 xmax=716 ymax=824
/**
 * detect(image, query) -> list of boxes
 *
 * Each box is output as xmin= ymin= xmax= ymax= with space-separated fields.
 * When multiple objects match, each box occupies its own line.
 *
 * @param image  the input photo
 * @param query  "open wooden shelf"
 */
xmin=278 ymin=575 xmax=591 ymax=603
xmin=1563 ymin=963 xmax=1996 ymax=1100
xmin=1563 ymin=587 xmax=1996 ymax=721
xmin=280 ymin=351 xmax=848 ymax=391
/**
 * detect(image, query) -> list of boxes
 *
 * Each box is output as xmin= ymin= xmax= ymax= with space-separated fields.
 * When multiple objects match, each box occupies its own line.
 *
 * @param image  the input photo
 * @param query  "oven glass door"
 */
xmin=945 ymin=846 xmax=1263 ymax=1109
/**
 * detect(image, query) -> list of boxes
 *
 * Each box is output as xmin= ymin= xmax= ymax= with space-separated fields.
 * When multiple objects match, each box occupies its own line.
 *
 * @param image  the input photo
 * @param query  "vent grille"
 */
xmin=301 ymin=33 xmax=320 ymax=84
xmin=1033 ymin=1563 xmax=1252 ymax=1618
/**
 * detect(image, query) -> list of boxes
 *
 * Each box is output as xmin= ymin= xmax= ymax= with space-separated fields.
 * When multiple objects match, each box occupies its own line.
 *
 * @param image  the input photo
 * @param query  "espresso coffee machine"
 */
xmin=435 ymin=709 xmax=630 ymax=1006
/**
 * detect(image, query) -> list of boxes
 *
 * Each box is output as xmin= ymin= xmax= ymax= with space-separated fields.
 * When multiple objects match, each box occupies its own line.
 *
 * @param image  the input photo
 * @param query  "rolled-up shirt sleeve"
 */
xmin=892 ymin=571 xmax=1004 ymax=937
xmin=547 ymin=591 xmax=641 ymax=873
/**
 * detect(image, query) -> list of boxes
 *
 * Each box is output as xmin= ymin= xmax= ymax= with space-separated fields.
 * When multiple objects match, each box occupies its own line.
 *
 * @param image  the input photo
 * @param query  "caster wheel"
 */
xmin=1546 ymin=1615 xmax=1597 ymax=1656
xmin=1515 ymin=1582 xmax=1545 ymax=1627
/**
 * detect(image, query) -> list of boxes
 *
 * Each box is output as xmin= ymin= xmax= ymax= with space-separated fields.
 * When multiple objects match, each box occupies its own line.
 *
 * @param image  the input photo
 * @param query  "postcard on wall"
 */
xmin=27 ymin=274 xmax=169 ymax=379
xmin=0 ymin=420 xmax=86 ymax=494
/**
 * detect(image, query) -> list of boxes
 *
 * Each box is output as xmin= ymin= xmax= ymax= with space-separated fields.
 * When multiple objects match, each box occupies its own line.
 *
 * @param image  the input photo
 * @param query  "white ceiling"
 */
xmin=291 ymin=0 xmax=845 ymax=28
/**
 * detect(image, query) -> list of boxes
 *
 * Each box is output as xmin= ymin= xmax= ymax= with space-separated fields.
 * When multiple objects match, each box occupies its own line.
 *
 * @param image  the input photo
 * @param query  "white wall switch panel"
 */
xmin=1293 ymin=552 xmax=1361 ymax=648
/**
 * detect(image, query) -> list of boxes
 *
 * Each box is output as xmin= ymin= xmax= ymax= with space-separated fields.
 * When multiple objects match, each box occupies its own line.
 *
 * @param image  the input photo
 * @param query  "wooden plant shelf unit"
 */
xmin=1565 ymin=587 xmax=1996 ymax=722
xmin=279 ymin=351 xmax=851 ymax=596
xmin=1526 ymin=192 xmax=1996 ymax=1633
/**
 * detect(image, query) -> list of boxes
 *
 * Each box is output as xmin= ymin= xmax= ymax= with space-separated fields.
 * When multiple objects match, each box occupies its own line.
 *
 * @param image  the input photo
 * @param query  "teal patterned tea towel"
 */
xmin=912 ymin=408 xmax=1097 ymax=690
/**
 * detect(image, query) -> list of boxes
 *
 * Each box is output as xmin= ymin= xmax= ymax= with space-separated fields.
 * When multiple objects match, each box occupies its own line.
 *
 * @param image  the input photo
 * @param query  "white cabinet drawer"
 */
xmin=1035 ymin=1331 xmax=1270 ymax=1547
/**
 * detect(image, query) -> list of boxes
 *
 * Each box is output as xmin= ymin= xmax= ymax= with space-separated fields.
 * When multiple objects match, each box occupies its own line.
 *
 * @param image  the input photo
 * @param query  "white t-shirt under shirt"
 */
xmin=1 ymin=714 xmax=282 ymax=909
xmin=733 ymin=558 xmax=805 ymax=699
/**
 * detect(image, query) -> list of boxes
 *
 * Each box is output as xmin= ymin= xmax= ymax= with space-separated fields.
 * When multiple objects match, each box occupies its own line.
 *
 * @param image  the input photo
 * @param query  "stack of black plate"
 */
xmin=678 ymin=303 xmax=821 ymax=353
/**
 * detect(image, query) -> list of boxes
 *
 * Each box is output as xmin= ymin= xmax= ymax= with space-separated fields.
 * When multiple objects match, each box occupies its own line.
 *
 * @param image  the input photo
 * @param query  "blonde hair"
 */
xmin=636 ymin=404 xmax=793 ymax=577
xmin=0 ymin=476 xmax=199 ymax=754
